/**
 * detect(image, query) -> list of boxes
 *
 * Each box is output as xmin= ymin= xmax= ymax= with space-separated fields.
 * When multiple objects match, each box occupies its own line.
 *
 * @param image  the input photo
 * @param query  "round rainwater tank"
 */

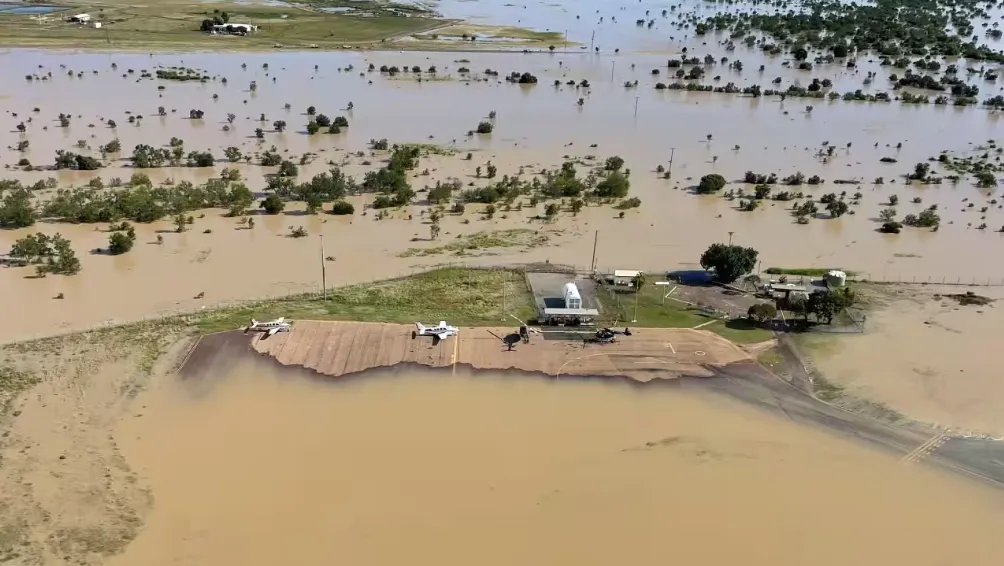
xmin=93 ymin=22 xmax=101 ymax=28
xmin=825 ymin=270 xmax=847 ymax=287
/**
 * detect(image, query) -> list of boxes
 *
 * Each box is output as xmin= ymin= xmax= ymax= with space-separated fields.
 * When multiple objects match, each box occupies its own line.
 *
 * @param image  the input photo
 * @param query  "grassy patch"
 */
xmin=0 ymin=366 xmax=40 ymax=418
xmin=756 ymin=348 xmax=784 ymax=368
xmin=597 ymin=285 xmax=773 ymax=344
xmin=399 ymin=143 xmax=459 ymax=157
xmin=0 ymin=2 xmax=448 ymax=50
xmin=195 ymin=267 xmax=535 ymax=333
xmin=399 ymin=229 xmax=549 ymax=258
xmin=764 ymin=267 xmax=857 ymax=277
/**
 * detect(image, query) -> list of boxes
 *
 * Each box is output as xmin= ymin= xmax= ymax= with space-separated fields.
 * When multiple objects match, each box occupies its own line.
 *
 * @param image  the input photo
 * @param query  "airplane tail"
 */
xmin=416 ymin=322 xmax=426 ymax=333
xmin=250 ymin=318 xmax=258 ymax=327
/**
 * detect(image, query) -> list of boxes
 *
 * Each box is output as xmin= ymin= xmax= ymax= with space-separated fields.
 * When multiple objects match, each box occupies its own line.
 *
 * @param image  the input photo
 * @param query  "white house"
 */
xmin=212 ymin=23 xmax=259 ymax=35
xmin=68 ymin=14 xmax=91 ymax=23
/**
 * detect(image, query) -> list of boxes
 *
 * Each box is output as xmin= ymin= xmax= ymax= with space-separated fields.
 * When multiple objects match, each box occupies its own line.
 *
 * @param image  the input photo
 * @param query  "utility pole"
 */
xmin=590 ymin=30 xmax=595 ymax=52
xmin=564 ymin=30 xmax=568 ymax=52
xmin=634 ymin=95 xmax=640 ymax=118
xmin=667 ymin=147 xmax=675 ymax=178
xmin=320 ymin=234 xmax=327 ymax=299
xmin=632 ymin=289 xmax=639 ymax=323
xmin=590 ymin=230 xmax=599 ymax=273
xmin=610 ymin=60 xmax=615 ymax=82
xmin=728 ymin=231 xmax=735 ymax=246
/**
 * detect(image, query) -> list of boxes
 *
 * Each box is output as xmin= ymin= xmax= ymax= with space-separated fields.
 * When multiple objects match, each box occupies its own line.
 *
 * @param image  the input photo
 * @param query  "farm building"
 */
xmin=536 ymin=281 xmax=599 ymax=326
xmin=211 ymin=23 xmax=259 ymax=35
xmin=601 ymin=269 xmax=643 ymax=287
xmin=67 ymin=14 xmax=91 ymax=23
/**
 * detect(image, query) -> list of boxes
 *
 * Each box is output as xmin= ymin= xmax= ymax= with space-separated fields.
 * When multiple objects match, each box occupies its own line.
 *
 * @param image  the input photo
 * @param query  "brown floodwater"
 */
xmin=110 ymin=360 xmax=1004 ymax=566
xmin=2 ymin=47 xmax=1004 ymax=341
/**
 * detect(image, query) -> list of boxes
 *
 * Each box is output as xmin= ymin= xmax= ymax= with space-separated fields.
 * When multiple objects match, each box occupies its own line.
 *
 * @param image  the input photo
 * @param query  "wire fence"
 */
xmin=849 ymin=273 xmax=1004 ymax=287
xmin=6 ymin=263 xmax=996 ymax=347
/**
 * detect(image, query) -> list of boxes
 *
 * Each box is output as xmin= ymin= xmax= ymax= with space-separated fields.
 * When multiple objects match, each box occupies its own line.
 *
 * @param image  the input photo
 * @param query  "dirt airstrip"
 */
xmin=246 ymin=321 xmax=750 ymax=381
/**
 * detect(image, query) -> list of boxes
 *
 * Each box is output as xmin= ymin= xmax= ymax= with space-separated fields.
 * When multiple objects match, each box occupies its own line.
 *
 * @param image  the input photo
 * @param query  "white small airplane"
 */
xmin=245 ymin=317 xmax=292 ymax=336
xmin=413 ymin=321 xmax=459 ymax=342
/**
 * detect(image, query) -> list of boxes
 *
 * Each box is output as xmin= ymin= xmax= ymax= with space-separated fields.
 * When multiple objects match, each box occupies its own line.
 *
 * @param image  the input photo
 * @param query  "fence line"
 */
xmin=6 ymin=263 xmax=995 ymax=347
xmin=2 ymin=263 xmax=583 ymax=347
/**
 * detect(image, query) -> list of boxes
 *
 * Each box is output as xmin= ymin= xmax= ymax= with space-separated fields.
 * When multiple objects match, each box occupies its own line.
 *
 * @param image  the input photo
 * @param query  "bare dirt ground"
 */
xmin=0 ymin=323 xmax=192 ymax=565
xmin=249 ymin=321 xmax=749 ymax=381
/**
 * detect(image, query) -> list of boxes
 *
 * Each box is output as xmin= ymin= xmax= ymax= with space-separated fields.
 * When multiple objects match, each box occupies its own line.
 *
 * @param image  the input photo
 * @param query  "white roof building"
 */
xmin=612 ymin=270 xmax=642 ymax=278
xmin=69 ymin=14 xmax=91 ymax=23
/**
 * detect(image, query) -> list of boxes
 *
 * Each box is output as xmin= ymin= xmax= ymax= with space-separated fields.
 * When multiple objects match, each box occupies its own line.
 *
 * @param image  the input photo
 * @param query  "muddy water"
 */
xmin=808 ymin=286 xmax=1004 ymax=437
xmin=1 ymin=48 xmax=1004 ymax=340
xmin=112 ymin=362 xmax=1004 ymax=565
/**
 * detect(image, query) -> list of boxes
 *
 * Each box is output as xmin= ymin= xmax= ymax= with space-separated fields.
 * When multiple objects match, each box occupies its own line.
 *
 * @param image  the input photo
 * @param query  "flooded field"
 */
xmin=1 ymin=46 xmax=1004 ymax=341
xmin=805 ymin=284 xmax=1004 ymax=437
xmin=108 ymin=359 xmax=1004 ymax=565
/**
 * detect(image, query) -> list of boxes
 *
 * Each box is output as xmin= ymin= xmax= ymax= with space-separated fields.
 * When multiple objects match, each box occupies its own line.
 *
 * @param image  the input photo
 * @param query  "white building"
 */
xmin=610 ymin=269 xmax=643 ymax=287
xmin=212 ymin=23 xmax=259 ymax=35
xmin=563 ymin=282 xmax=582 ymax=309
xmin=68 ymin=14 xmax=91 ymax=23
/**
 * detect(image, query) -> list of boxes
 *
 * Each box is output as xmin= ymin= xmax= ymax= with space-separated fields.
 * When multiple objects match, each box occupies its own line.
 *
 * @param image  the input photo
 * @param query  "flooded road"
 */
xmin=111 ymin=361 xmax=1004 ymax=566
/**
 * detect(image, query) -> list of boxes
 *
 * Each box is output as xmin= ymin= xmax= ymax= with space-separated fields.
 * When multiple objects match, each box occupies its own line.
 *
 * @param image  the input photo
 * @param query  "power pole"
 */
xmin=632 ymin=289 xmax=639 ymax=323
xmin=610 ymin=60 xmax=615 ymax=82
xmin=668 ymin=147 xmax=675 ymax=178
xmin=590 ymin=230 xmax=599 ymax=273
xmin=320 ymin=234 xmax=327 ymax=299
xmin=590 ymin=30 xmax=595 ymax=52
xmin=634 ymin=96 xmax=640 ymax=118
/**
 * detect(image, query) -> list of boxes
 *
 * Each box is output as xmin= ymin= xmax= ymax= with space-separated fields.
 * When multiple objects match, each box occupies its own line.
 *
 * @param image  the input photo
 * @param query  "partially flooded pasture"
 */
xmin=2 ymin=46 xmax=1004 ymax=341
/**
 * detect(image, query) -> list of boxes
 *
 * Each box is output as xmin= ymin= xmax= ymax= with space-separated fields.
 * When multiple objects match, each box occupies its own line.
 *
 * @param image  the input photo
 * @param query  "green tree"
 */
xmin=0 ymin=187 xmax=37 ymax=228
xmin=224 ymin=146 xmax=243 ymax=162
xmin=430 ymin=221 xmax=441 ymax=240
xmin=604 ymin=156 xmax=625 ymax=171
xmin=808 ymin=290 xmax=842 ymax=324
xmin=108 ymin=231 xmax=134 ymax=255
xmin=826 ymin=199 xmax=849 ymax=218
xmin=595 ymin=171 xmax=630 ymax=198
xmin=47 ymin=234 xmax=80 ymax=275
xmin=277 ymin=160 xmax=299 ymax=177
xmin=260 ymin=193 xmax=285 ymax=214
xmin=699 ymin=243 xmax=759 ymax=283
xmin=8 ymin=233 xmax=52 ymax=263
xmin=544 ymin=202 xmax=559 ymax=221
xmin=484 ymin=203 xmax=496 ymax=219
xmin=632 ymin=272 xmax=646 ymax=293
xmin=226 ymin=183 xmax=254 ymax=216
xmin=330 ymin=200 xmax=354 ymax=215
xmin=747 ymin=303 xmax=777 ymax=324
xmin=570 ymin=199 xmax=584 ymax=215
xmin=173 ymin=213 xmax=188 ymax=233
xmin=696 ymin=174 xmax=727 ymax=194
xmin=879 ymin=207 xmax=897 ymax=222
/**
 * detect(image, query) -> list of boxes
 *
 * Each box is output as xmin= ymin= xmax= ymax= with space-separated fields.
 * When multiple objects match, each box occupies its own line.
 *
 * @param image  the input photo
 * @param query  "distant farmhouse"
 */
xmin=67 ymin=13 xmax=91 ymax=23
xmin=200 ymin=13 xmax=258 ymax=36
xmin=211 ymin=23 xmax=258 ymax=35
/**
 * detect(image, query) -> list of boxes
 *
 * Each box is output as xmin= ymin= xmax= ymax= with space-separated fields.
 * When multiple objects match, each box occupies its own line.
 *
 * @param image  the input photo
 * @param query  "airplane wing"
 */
xmin=436 ymin=332 xmax=450 ymax=340
xmin=267 ymin=327 xmax=280 ymax=336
